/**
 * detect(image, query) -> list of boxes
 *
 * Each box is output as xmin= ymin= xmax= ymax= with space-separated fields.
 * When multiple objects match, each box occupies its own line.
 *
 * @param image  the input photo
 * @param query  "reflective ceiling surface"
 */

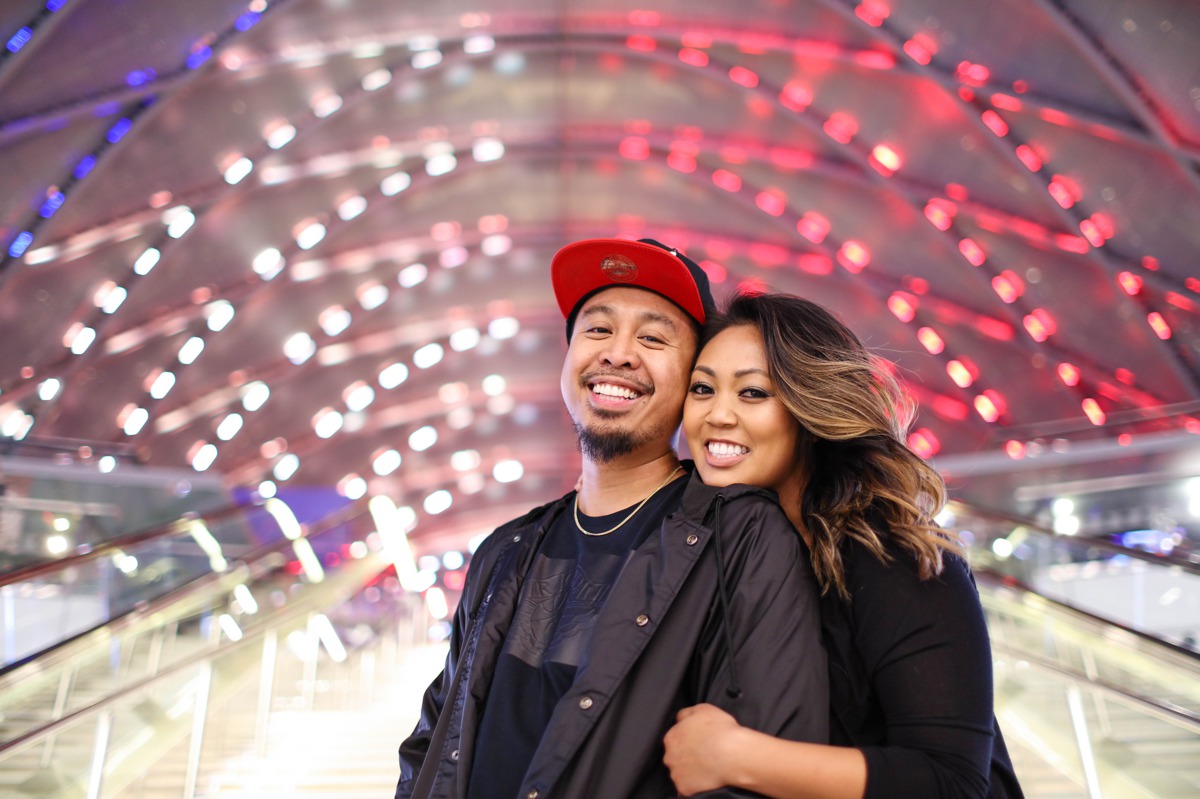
xmin=1 ymin=0 xmax=1198 ymax=549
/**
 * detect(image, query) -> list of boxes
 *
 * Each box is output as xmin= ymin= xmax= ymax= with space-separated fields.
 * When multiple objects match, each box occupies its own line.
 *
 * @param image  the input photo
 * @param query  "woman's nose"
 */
xmin=706 ymin=395 xmax=737 ymax=426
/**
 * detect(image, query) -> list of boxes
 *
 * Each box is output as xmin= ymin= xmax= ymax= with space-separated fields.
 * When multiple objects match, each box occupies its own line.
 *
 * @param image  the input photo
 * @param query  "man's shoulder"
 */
xmin=473 ymin=493 xmax=572 ymax=556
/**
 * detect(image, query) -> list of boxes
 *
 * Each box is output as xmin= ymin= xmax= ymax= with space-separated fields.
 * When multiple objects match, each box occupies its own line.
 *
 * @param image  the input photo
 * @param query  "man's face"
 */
xmin=560 ymin=287 xmax=698 ymax=463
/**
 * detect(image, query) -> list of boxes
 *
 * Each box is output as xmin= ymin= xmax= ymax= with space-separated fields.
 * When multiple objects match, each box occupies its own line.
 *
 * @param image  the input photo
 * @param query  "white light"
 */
xmin=449 ymin=328 xmax=480 ymax=352
xmin=413 ymin=343 xmax=444 ymax=369
xmin=488 ymin=317 xmax=519 ymax=339
xmin=493 ymin=459 xmax=524 ymax=483
xmin=412 ymin=50 xmax=443 ymax=70
xmin=99 ymin=285 xmax=127 ymax=313
xmin=311 ymin=613 xmax=346 ymax=661
xmin=425 ymin=586 xmax=449 ymax=619
xmin=1053 ymin=515 xmax=1080 ymax=536
xmin=215 ymin=413 xmax=243 ymax=441
xmin=295 ymin=222 xmax=326 ymax=250
xmin=223 ymin=157 xmax=254 ymax=184
xmin=472 ymin=138 xmax=505 ymax=162
xmin=24 ymin=245 xmax=59 ymax=265
xmin=283 ymin=332 xmax=316 ymax=364
xmin=495 ymin=52 xmax=526 ymax=75
xmin=38 ymin=378 xmax=62 ymax=401
xmin=426 ymin=153 xmax=457 ymax=176
xmin=312 ymin=93 xmax=343 ymax=118
xmin=481 ymin=234 xmax=511 ymax=256
xmin=464 ymin=35 xmax=495 ymax=54
xmin=341 ymin=475 xmax=367 ymax=499
xmin=54 ymin=517 xmax=71 ymax=532
xmin=1051 ymin=498 xmax=1075 ymax=517
xmin=446 ymin=407 xmax=474 ymax=429
xmin=487 ymin=395 xmax=515 ymax=415
xmin=439 ymin=246 xmax=468 ymax=269
xmin=4 ymin=410 xmax=34 ymax=441
xmin=253 ymin=248 xmax=285 ymax=279
xmin=133 ymin=247 xmax=161 ymax=275
xmin=178 ymin=336 xmax=205 ymax=364
xmin=358 ymin=282 xmax=389 ymax=310
xmin=338 ymin=195 xmax=368 ymax=220
xmin=380 ymin=171 xmax=411 ymax=196
xmin=442 ymin=550 xmax=464 ymax=570
xmin=47 ymin=534 xmax=69 ymax=555
xmin=266 ymin=123 xmax=296 ymax=149
xmin=233 ymin=583 xmax=259 ymax=614
xmin=409 ymin=425 xmax=438 ymax=451
xmin=482 ymin=374 xmax=506 ymax=396
xmin=450 ymin=449 xmax=480 ymax=471
xmin=192 ymin=443 xmax=218 ymax=472
xmin=116 ymin=554 xmax=138 ymax=574
xmin=418 ymin=555 xmax=440 ymax=572
xmin=438 ymin=382 xmax=469 ymax=404
xmin=218 ymin=613 xmax=244 ymax=641
xmin=205 ymin=300 xmax=235 ymax=331
xmin=319 ymin=306 xmax=352 ymax=336
xmin=361 ymin=68 xmax=392 ymax=91
xmin=242 ymin=381 xmax=270 ymax=411
xmin=164 ymin=207 xmax=196 ymax=238
xmin=373 ymin=449 xmax=402 ymax=475
xmin=459 ymin=472 xmax=485 ymax=495
xmin=314 ymin=409 xmax=344 ymax=439
xmin=149 ymin=371 xmax=176 ymax=399
xmin=69 ymin=326 xmax=96 ymax=355
xmin=991 ymin=538 xmax=1013 ymax=559
xmin=423 ymin=490 xmax=452 ymax=515
xmin=123 ymin=407 xmax=149 ymax=436
xmin=345 ymin=383 xmax=375 ymax=412
xmin=379 ymin=362 xmax=409 ymax=389
xmin=258 ymin=479 xmax=277 ymax=498
xmin=273 ymin=453 xmax=300 ymax=481
xmin=98 ymin=455 xmax=116 ymax=473
xmin=398 ymin=263 xmax=428 ymax=287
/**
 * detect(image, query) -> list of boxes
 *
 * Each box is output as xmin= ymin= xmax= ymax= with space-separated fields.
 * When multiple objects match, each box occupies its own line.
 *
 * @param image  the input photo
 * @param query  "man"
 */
xmin=396 ymin=238 xmax=827 ymax=799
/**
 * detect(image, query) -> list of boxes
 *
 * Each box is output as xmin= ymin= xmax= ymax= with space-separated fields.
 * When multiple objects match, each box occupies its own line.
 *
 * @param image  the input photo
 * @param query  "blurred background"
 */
xmin=0 ymin=0 xmax=1198 ymax=796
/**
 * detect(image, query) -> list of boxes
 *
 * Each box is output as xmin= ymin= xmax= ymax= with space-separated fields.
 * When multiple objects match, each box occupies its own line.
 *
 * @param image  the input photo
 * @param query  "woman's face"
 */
xmin=684 ymin=325 xmax=805 ymax=513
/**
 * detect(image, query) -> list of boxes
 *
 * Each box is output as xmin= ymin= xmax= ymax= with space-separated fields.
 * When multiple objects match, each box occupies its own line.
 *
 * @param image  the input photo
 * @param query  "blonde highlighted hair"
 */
xmin=704 ymin=292 xmax=959 ymax=599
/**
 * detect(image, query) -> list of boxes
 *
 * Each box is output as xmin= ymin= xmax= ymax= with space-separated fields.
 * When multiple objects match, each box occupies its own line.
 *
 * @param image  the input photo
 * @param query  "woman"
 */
xmin=665 ymin=293 xmax=1022 ymax=798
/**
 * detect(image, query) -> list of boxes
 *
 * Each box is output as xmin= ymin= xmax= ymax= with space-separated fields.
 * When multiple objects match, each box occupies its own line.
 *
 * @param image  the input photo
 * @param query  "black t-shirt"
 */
xmin=466 ymin=477 xmax=688 ymax=799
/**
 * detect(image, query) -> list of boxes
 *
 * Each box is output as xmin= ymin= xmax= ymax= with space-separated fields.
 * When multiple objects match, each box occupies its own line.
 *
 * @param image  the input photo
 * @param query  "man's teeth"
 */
xmin=707 ymin=442 xmax=749 ymax=458
xmin=592 ymin=383 xmax=640 ymax=399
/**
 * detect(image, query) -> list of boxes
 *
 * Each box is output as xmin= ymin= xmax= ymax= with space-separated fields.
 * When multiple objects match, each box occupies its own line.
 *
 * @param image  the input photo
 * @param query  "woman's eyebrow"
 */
xmin=690 ymin=364 xmax=769 ymax=378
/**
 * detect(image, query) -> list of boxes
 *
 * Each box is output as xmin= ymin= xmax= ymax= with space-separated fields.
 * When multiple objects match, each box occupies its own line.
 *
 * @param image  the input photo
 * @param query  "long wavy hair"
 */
xmin=703 ymin=292 xmax=959 ymax=598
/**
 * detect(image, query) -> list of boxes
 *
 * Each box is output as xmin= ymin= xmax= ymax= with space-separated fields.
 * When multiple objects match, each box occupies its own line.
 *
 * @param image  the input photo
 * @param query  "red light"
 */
xmin=888 ymin=291 xmax=917 ymax=322
xmin=1057 ymin=363 xmax=1080 ymax=386
xmin=870 ymin=144 xmax=901 ymax=176
xmin=1079 ymin=218 xmax=1104 ymax=247
xmin=737 ymin=277 xmax=769 ymax=296
xmin=947 ymin=360 xmax=974 ymax=387
xmin=1147 ymin=312 xmax=1172 ymax=339
xmin=681 ymin=32 xmax=712 ymax=48
xmin=628 ymin=10 xmax=662 ymax=25
xmin=991 ymin=94 xmax=1023 ymax=111
xmin=1114 ymin=368 xmax=1134 ymax=385
xmin=619 ymin=137 xmax=650 ymax=160
xmin=823 ymin=112 xmax=858 ymax=144
xmin=908 ymin=428 xmax=940 ymax=459
xmin=779 ymin=81 xmax=813 ymax=112
xmin=855 ymin=1 xmax=890 ymax=26
xmin=729 ymin=66 xmax=759 ymax=88
xmin=1189 ymin=419 xmax=1200 ymax=435
xmin=667 ymin=151 xmax=696 ymax=173
xmin=917 ymin=327 xmax=944 ymax=354
xmin=1054 ymin=233 xmax=1089 ymax=254
xmin=712 ymin=169 xmax=742 ymax=192
xmin=679 ymin=48 xmax=709 ymax=67
xmin=1004 ymin=440 xmax=1025 ymax=459
xmin=991 ymin=271 xmax=1024 ymax=303
xmin=958 ymin=238 xmax=986 ymax=266
xmin=699 ymin=260 xmax=727 ymax=284
xmin=797 ymin=254 xmax=833 ymax=274
xmin=838 ymin=240 xmax=870 ymax=273
xmin=1014 ymin=145 xmax=1043 ymax=172
xmin=923 ymin=199 xmax=956 ymax=230
xmin=1081 ymin=398 xmax=1105 ymax=426
xmin=755 ymin=190 xmax=787 ymax=217
xmin=1116 ymin=271 xmax=1142 ymax=295
xmin=443 ymin=569 xmax=466 ymax=591
xmin=974 ymin=394 xmax=999 ymax=423
xmin=854 ymin=51 xmax=896 ymax=70
xmin=769 ymin=147 xmax=814 ymax=170
xmin=974 ymin=317 xmax=1014 ymax=341
xmin=1048 ymin=175 xmax=1077 ymax=208
xmin=1143 ymin=255 xmax=1161 ymax=271
xmin=981 ymin=110 xmax=1009 ymax=137
xmin=945 ymin=183 xmax=969 ymax=201
xmin=626 ymin=35 xmax=657 ymax=52
xmin=1118 ymin=433 xmax=1132 ymax=446
xmin=1012 ymin=80 xmax=1028 ymax=93
xmin=956 ymin=61 xmax=990 ymax=85
xmin=1166 ymin=292 xmax=1198 ymax=312
xmin=905 ymin=276 xmax=930 ymax=294
xmin=797 ymin=212 xmax=830 ymax=243
xmin=749 ymin=243 xmax=788 ymax=266
xmin=903 ymin=38 xmax=933 ymax=65
xmin=1022 ymin=309 xmax=1056 ymax=342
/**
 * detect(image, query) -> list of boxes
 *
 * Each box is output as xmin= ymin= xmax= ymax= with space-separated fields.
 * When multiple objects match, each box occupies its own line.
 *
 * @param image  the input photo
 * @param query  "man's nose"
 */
xmin=599 ymin=333 xmax=640 ymax=369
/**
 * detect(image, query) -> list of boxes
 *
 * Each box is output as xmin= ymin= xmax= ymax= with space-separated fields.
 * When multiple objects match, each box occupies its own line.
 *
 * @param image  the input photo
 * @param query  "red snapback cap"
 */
xmin=551 ymin=238 xmax=716 ymax=339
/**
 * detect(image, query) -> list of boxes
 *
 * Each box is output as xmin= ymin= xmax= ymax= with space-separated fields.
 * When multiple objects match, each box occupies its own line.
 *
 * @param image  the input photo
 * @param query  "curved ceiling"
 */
xmin=1 ymin=0 xmax=1198 ymax=549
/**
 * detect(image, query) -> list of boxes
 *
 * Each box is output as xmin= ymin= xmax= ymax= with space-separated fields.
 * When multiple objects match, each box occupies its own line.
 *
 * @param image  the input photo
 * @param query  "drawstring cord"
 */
xmin=709 ymin=495 xmax=744 ymax=699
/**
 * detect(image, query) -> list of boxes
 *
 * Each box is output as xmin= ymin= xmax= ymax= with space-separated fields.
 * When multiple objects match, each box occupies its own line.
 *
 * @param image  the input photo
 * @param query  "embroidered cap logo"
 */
xmin=600 ymin=254 xmax=638 ymax=281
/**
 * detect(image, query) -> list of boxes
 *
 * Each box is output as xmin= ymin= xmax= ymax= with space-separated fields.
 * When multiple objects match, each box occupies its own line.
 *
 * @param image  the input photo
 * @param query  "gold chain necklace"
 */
xmin=574 ymin=465 xmax=683 ymax=537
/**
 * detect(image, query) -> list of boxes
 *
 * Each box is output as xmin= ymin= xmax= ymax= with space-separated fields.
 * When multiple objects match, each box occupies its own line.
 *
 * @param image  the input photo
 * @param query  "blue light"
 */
xmin=46 ymin=0 xmax=69 ymax=11
xmin=73 ymin=155 xmax=96 ymax=179
xmin=126 ymin=68 xmax=157 ymax=87
xmin=93 ymin=101 xmax=120 ymax=117
xmin=6 ymin=27 xmax=32 ymax=53
xmin=235 ymin=12 xmax=261 ymax=31
xmin=106 ymin=118 xmax=133 ymax=143
xmin=8 ymin=232 xmax=34 ymax=258
xmin=186 ymin=46 xmax=212 ymax=70
xmin=39 ymin=191 xmax=65 ymax=219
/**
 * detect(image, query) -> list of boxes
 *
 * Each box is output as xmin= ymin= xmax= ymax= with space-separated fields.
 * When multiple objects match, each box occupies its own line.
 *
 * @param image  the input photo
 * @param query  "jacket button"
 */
xmin=513 ymin=534 xmax=521 ymax=542
xmin=527 ymin=791 xmax=539 ymax=799
xmin=579 ymin=696 xmax=593 ymax=710
xmin=450 ymin=749 xmax=459 ymax=761
xmin=635 ymin=614 xmax=649 ymax=626
xmin=686 ymin=534 xmax=699 ymax=546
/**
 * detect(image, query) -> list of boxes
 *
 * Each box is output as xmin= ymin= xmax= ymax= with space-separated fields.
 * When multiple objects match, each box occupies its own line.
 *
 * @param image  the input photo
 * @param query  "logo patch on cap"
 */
xmin=601 ymin=254 xmax=638 ymax=281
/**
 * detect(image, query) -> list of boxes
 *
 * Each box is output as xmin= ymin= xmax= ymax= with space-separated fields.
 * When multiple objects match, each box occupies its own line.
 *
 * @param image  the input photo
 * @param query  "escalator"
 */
xmin=0 ymin=496 xmax=1196 ymax=798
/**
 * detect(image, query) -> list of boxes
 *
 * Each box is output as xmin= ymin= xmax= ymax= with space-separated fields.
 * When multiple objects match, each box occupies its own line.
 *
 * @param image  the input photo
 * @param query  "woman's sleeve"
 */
xmin=852 ymin=551 xmax=997 ymax=799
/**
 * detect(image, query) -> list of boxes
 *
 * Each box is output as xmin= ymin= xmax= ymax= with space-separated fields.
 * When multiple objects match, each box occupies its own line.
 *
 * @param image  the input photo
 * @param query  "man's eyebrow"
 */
xmin=580 ymin=304 xmax=680 ymax=332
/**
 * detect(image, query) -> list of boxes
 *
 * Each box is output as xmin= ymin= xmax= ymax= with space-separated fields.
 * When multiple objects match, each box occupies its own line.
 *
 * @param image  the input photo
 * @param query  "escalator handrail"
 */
xmin=949 ymin=498 xmax=1200 ymax=576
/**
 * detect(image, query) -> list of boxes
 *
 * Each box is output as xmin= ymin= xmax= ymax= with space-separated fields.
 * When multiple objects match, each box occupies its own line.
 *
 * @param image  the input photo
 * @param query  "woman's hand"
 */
xmin=663 ymin=703 xmax=745 ymax=796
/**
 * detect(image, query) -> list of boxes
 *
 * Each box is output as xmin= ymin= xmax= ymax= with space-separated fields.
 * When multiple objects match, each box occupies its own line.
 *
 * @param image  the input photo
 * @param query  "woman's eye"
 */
xmin=742 ymin=387 xmax=770 ymax=399
xmin=688 ymin=382 xmax=713 ymax=395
